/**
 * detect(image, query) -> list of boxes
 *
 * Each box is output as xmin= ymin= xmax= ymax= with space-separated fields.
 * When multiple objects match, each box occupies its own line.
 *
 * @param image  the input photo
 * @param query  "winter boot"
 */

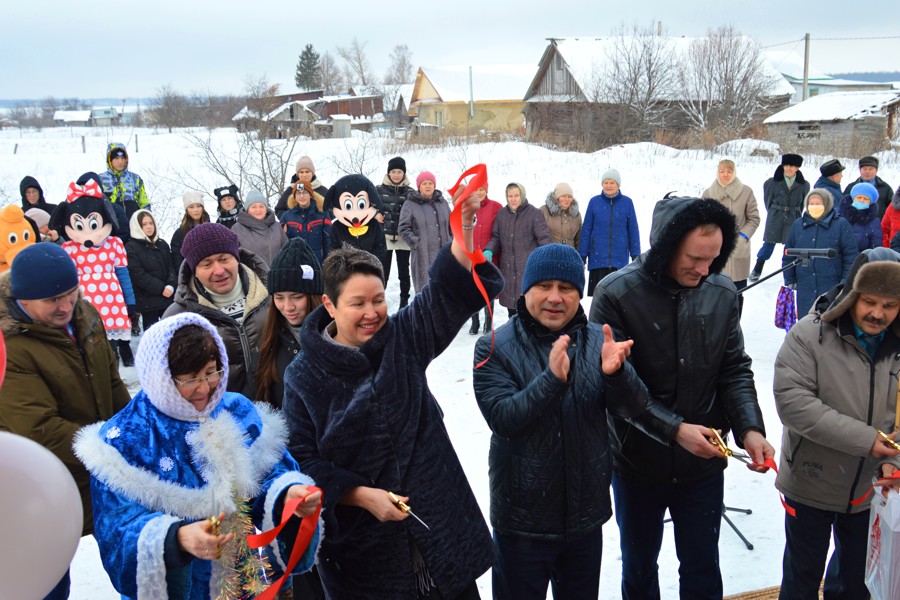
xmin=482 ymin=305 xmax=493 ymax=335
xmin=748 ymin=259 xmax=765 ymax=283
xmin=119 ymin=340 xmax=135 ymax=368
xmin=469 ymin=314 xmax=480 ymax=335
xmin=131 ymin=313 xmax=142 ymax=336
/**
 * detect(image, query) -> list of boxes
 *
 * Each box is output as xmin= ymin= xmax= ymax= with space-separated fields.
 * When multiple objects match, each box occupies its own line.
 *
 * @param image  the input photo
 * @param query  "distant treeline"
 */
xmin=829 ymin=72 xmax=900 ymax=83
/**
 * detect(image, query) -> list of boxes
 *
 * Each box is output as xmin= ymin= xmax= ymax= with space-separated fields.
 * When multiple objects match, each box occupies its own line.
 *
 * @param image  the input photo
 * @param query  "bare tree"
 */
xmin=385 ymin=44 xmax=414 ymax=85
xmin=318 ymin=51 xmax=345 ymax=95
xmin=175 ymin=76 xmax=301 ymax=203
xmin=677 ymin=26 xmax=776 ymax=133
xmin=151 ymin=85 xmax=192 ymax=133
xmin=595 ymin=23 xmax=677 ymax=142
xmin=337 ymin=37 xmax=373 ymax=88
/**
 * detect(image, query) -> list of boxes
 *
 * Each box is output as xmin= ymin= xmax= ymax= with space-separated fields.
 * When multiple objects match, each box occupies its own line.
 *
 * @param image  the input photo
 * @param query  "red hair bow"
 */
xmin=66 ymin=180 xmax=104 ymax=203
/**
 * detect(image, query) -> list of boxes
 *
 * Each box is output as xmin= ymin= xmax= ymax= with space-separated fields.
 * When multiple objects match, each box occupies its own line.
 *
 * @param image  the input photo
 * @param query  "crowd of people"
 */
xmin=0 ymin=142 xmax=899 ymax=600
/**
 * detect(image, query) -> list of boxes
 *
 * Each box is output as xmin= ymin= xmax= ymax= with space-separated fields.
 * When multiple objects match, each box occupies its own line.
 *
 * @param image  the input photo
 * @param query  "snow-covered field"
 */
xmin=2 ymin=127 xmax=897 ymax=599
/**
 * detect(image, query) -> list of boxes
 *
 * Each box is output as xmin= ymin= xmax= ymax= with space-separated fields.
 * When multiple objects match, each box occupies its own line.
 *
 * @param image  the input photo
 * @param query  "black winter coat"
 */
xmin=474 ymin=301 xmax=656 ymax=541
xmin=762 ymin=167 xmax=810 ymax=244
xmin=124 ymin=237 xmax=176 ymax=313
xmin=590 ymin=197 xmax=766 ymax=484
xmin=376 ymin=177 xmax=413 ymax=239
xmin=267 ymin=325 xmax=301 ymax=410
xmin=282 ymin=246 xmax=502 ymax=599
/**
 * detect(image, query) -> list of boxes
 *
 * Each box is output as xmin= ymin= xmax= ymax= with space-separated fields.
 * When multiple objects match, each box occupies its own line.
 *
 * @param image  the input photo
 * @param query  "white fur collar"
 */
xmin=73 ymin=403 xmax=287 ymax=520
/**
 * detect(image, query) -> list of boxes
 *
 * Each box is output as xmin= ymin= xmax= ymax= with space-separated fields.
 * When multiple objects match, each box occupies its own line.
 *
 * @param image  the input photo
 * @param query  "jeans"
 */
xmin=779 ymin=497 xmax=870 ymax=600
xmin=493 ymin=528 xmax=603 ymax=600
xmin=612 ymin=472 xmax=724 ymax=600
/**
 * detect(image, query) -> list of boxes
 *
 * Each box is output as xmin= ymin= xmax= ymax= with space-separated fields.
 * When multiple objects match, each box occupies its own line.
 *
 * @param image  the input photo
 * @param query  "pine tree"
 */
xmin=295 ymin=44 xmax=321 ymax=90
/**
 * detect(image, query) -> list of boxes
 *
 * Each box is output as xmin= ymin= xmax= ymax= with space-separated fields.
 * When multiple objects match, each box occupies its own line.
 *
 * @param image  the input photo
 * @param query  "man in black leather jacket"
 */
xmin=590 ymin=196 xmax=775 ymax=600
xmin=474 ymin=243 xmax=662 ymax=600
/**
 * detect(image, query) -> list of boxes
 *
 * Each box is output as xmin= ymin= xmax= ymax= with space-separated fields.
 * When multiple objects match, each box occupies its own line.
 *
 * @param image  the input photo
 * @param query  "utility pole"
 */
xmin=657 ymin=20 xmax=662 ymax=37
xmin=802 ymin=33 xmax=811 ymax=101
xmin=469 ymin=66 xmax=475 ymax=119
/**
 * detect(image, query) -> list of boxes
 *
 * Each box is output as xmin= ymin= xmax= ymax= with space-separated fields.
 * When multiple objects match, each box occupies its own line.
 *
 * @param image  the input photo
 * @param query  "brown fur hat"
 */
xmin=821 ymin=260 xmax=900 ymax=326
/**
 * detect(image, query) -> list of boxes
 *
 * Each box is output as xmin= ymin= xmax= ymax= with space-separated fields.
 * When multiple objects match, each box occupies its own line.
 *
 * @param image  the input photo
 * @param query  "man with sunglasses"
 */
xmin=0 ymin=243 xmax=131 ymax=599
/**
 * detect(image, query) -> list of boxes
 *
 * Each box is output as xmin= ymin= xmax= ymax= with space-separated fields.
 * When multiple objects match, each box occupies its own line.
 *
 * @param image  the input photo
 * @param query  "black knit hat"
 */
xmin=781 ymin=154 xmax=803 ymax=167
xmin=819 ymin=159 xmax=845 ymax=178
xmin=267 ymin=238 xmax=323 ymax=295
xmin=213 ymin=184 xmax=241 ymax=206
xmin=387 ymin=156 xmax=406 ymax=174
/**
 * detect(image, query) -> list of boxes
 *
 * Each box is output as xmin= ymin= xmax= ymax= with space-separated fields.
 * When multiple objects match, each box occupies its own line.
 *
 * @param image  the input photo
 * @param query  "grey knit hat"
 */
xmin=601 ymin=169 xmax=621 ymax=186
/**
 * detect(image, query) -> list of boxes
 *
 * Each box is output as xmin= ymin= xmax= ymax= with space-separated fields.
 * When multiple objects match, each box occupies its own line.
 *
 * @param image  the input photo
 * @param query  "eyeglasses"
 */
xmin=173 ymin=369 xmax=224 ymax=392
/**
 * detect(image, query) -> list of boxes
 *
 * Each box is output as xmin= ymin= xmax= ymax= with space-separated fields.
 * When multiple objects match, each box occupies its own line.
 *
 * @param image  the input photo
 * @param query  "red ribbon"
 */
xmin=66 ymin=180 xmax=104 ymax=202
xmin=760 ymin=457 xmax=796 ymax=518
xmin=447 ymin=164 xmax=494 ymax=368
xmin=850 ymin=470 xmax=900 ymax=507
xmin=246 ymin=486 xmax=322 ymax=600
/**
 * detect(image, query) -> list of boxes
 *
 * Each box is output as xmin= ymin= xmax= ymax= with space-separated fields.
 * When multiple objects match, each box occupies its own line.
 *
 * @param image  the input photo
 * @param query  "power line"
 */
xmin=814 ymin=35 xmax=900 ymax=41
xmin=762 ymin=35 xmax=900 ymax=49
xmin=762 ymin=38 xmax=805 ymax=49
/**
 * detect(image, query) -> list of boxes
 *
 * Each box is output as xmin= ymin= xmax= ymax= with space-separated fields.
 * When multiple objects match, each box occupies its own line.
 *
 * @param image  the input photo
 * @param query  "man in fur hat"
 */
xmin=750 ymin=153 xmax=810 ymax=282
xmin=774 ymin=250 xmax=900 ymax=599
xmin=590 ymin=196 xmax=775 ymax=600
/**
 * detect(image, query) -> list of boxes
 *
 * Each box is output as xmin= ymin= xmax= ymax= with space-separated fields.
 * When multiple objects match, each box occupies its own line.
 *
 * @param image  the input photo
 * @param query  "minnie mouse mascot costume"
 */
xmin=50 ymin=172 xmax=136 ymax=366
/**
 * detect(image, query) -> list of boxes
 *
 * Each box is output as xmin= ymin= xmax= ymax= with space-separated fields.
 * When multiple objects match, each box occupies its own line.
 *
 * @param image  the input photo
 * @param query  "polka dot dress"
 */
xmin=63 ymin=237 xmax=131 ymax=341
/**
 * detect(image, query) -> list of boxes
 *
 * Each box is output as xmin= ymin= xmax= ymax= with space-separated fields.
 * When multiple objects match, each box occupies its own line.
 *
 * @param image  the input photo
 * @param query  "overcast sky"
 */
xmin=4 ymin=0 xmax=898 ymax=100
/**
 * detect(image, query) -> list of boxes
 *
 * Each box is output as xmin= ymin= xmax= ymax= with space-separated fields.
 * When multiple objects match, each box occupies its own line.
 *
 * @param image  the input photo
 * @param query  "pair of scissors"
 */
xmin=877 ymin=429 xmax=900 ymax=451
xmin=387 ymin=491 xmax=431 ymax=530
xmin=707 ymin=429 xmax=754 ymax=465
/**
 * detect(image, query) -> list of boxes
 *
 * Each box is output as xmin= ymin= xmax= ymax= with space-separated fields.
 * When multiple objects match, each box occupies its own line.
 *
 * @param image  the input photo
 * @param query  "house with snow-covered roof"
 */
xmin=764 ymin=90 xmax=900 ymax=155
xmin=765 ymin=49 xmax=895 ymax=104
xmin=523 ymin=37 xmax=793 ymax=149
xmin=233 ymin=90 xmax=384 ymax=138
xmin=410 ymin=65 xmax=537 ymax=133
xmin=53 ymin=110 xmax=92 ymax=126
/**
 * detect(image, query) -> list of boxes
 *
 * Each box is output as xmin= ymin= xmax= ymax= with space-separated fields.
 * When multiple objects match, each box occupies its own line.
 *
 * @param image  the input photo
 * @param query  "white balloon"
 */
xmin=0 ymin=432 xmax=83 ymax=599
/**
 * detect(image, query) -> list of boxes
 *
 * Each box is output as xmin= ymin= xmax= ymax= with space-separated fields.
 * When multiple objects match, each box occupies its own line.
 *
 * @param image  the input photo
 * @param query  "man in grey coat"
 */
xmin=774 ymin=251 xmax=900 ymax=599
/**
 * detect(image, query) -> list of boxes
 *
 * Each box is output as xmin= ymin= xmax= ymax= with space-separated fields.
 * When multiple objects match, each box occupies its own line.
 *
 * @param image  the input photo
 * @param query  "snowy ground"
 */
xmin=2 ymin=127 xmax=897 ymax=599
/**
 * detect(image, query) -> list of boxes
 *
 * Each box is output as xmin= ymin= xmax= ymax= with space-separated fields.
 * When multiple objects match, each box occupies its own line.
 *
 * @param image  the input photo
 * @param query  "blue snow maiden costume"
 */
xmin=74 ymin=313 xmax=321 ymax=600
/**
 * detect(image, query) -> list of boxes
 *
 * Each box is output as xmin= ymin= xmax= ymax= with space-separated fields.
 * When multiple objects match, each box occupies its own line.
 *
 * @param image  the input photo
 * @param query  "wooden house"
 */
xmin=410 ymin=65 xmax=536 ymax=133
xmin=764 ymin=90 xmax=900 ymax=156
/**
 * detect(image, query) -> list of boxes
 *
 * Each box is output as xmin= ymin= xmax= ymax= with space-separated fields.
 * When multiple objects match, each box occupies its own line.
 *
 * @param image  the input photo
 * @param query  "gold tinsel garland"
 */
xmin=213 ymin=498 xmax=275 ymax=600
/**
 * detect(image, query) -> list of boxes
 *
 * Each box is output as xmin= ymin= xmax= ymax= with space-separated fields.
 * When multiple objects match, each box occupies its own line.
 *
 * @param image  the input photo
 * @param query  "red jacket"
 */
xmin=474 ymin=198 xmax=502 ymax=260
xmin=881 ymin=203 xmax=900 ymax=247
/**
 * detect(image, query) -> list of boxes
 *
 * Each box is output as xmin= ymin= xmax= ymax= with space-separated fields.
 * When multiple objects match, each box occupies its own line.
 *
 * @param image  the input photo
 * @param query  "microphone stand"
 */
xmin=739 ymin=258 xmax=803 ymax=295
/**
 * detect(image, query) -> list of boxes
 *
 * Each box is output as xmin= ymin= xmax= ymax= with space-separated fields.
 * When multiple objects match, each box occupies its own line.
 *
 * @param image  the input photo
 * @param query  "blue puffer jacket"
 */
xmin=579 ymin=192 xmax=640 ymax=270
xmin=836 ymin=195 xmax=881 ymax=253
xmin=783 ymin=209 xmax=858 ymax=316
xmin=281 ymin=204 xmax=331 ymax=265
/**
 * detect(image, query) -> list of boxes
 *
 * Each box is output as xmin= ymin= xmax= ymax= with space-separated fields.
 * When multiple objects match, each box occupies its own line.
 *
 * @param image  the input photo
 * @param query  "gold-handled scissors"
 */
xmin=208 ymin=514 xmax=222 ymax=559
xmin=877 ymin=429 xmax=900 ymax=451
xmin=387 ymin=491 xmax=431 ymax=530
xmin=708 ymin=429 xmax=754 ymax=465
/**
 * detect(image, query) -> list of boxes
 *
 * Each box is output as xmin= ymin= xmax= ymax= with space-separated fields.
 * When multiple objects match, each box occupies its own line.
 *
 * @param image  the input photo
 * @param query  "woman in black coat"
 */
xmin=125 ymin=210 xmax=176 ymax=330
xmin=255 ymin=237 xmax=327 ymax=599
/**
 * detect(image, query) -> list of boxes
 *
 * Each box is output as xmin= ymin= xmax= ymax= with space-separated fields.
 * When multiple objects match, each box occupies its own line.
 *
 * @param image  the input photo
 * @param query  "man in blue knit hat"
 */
xmin=0 ymin=242 xmax=130 ymax=599
xmin=473 ymin=243 xmax=660 ymax=600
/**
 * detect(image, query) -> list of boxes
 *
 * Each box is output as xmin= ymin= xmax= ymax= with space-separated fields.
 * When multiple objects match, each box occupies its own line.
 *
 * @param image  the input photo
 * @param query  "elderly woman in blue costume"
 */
xmin=74 ymin=312 xmax=322 ymax=600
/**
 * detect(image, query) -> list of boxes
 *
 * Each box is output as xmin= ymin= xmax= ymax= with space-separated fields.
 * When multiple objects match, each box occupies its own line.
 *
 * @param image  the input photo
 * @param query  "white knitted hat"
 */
xmin=135 ymin=313 xmax=230 ymax=421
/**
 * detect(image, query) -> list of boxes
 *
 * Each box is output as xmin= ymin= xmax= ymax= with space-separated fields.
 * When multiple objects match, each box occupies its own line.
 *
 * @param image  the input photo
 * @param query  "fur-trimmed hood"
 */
xmin=544 ymin=191 xmax=580 ymax=217
xmin=645 ymin=196 xmax=737 ymax=283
